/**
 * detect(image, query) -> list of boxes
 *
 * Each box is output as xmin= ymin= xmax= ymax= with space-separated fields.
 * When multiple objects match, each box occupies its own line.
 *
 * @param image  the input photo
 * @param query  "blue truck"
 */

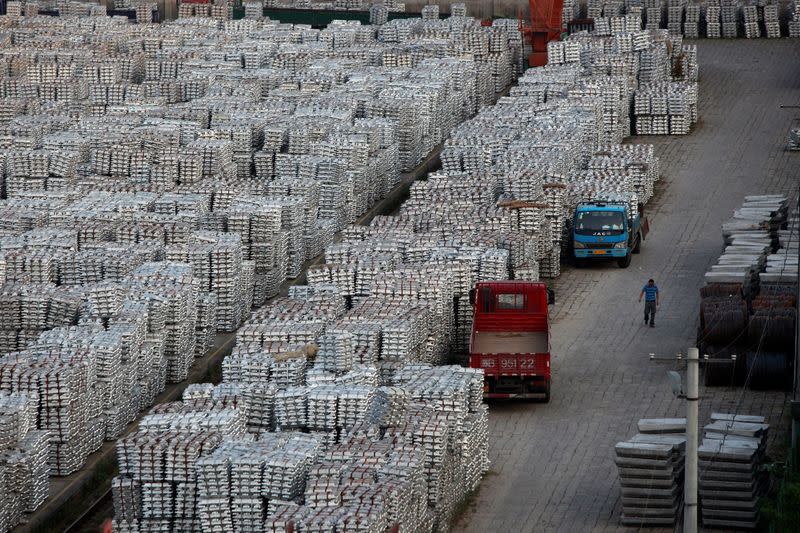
xmin=572 ymin=194 xmax=649 ymax=268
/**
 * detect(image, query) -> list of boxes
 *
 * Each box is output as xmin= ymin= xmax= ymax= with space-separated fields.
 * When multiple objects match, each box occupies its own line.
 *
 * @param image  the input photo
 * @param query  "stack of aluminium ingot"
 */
xmin=683 ymin=4 xmax=700 ymax=37
xmin=634 ymin=81 xmax=698 ymax=135
xmin=720 ymin=0 xmax=738 ymax=37
xmin=667 ymin=0 xmax=686 ymax=34
xmin=763 ymin=4 xmax=780 ymax=38
xmin=0 ymin=9 xmax=695 ymax=524
xmin=574 ymin=0 xmax=793 ymax=37
xmin=128 ymin=262 xmax=199 ymax=383
xmin=0 ymin=393 xmax=52 ymax=528
xmin=0 ymin=12 xmax=516 ymax=389
xmin=369 ymin=4 xmax=389 ymax=25
xmin=706 ymin=4 xmax=722 ymax=37
xmin=791 ymin=1 xmax=800 ymax=37
xmin=421 ymin=4 xmax=439 ymax=20
xmin=450 ymin=2 xmax=467 ymax=16
xmin=114 ymin=362 xmax=487 ymax=532
xmin=742 ymin=5 xmax=760 ymax=38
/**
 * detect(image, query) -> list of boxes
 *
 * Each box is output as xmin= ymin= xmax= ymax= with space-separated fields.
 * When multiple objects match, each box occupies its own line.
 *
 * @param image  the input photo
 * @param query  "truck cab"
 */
xmin=468 ymin=281 xmax=551 ymax=401
xmin=572 ymin=196 xmax=648 ymax=268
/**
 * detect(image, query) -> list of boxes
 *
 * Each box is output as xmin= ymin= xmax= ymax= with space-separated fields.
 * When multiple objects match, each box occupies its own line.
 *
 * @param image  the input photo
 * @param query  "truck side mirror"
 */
xmin=547 ymin=288 xmax=555 ymax=305
xmin=468 ymin=289 xmax=475 ymax=305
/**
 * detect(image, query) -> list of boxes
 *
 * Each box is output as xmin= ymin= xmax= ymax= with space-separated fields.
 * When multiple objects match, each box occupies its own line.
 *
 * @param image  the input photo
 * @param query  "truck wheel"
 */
xmin=574 ymin=258 xmax=585 ymax=268
xmin=632 ymin=232 xmax=642 ymax=254
xmin=617 ymin=253 xmax=631 ymax=268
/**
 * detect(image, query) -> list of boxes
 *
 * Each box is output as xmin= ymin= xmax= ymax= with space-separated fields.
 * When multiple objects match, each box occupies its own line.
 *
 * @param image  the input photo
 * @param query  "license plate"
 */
xmin=593 ymin=250 xmax=606 ymax=254
xmin=500 ymin=357 xmax=538 ymax=371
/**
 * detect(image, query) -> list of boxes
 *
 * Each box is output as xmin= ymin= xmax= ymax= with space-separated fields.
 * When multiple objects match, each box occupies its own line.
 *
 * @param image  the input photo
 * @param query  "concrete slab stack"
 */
xmin=616 ymin=413 xmax=771 ymax=529
xmin=760 ymin=208 xmax=798 ymax=285
xmin=705 ymin=195 xmax=788 ymax=290
xmin=699 ymin=195 xmax=791 ymax=386
xmin=699 ymin=413 xmax=769 ymax=529
xmin=615 ymin=421 xmax=686 ymax=527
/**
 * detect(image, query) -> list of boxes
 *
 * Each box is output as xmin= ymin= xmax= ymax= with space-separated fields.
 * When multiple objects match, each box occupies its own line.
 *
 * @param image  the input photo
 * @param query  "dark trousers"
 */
xmin=644 ymin=300 xmax=656 ymax=325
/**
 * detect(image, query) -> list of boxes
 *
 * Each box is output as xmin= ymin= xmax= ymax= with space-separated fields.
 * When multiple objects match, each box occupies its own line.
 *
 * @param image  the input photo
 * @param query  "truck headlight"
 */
xmin=614 ymin=242 xmax=627 ymax=248
xmin=574 ymin=241 xmax=586 ymax=249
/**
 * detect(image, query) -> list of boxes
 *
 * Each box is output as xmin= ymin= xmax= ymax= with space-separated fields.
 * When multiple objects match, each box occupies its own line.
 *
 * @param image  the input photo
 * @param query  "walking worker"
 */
xmin=639 ymin=279 xmax=660 ymax=327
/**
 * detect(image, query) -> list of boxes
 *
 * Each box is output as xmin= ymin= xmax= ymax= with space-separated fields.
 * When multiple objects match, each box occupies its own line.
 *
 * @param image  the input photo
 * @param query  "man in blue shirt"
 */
xmin=638 ymin=279 xmax=659 ymax=327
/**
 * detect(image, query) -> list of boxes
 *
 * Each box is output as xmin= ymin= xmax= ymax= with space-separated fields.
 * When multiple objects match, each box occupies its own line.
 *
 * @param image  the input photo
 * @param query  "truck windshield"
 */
xmin=575 ymin=210 xmax=625 ymax=235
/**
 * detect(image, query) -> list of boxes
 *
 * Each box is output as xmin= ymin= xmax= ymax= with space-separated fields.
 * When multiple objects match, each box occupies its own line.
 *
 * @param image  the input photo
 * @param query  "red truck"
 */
xmin=468 ymin=281 xmax=552 ymax=401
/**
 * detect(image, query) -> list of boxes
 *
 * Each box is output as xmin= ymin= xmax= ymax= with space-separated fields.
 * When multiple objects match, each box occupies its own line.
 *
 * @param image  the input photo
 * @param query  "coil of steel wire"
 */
xmin=700 ymin=296 xmax=748 ymax=345
xmin=746 ymin=351 xmax=791 ymax=390
xmin=700 ymin=282 xmax=743 ymax=299
xmin=701 ymin=344 xmax=738 ymax=386
xmin=748 ymin=308 xmax=796 ymax=349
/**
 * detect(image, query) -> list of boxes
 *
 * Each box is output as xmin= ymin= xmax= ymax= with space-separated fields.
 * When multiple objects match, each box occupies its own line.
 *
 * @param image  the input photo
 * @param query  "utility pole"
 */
xmin=793 ymin=193 xmax=800 ymax=473
xmin=685 ymin=347 xmax=699 ymax=533
xmin=652 ymin=348 xmax=703 ymax=532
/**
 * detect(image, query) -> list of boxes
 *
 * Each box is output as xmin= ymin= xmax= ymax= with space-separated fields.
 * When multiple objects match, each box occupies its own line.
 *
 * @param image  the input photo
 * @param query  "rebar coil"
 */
xmin=702 ymin=344 xmax=737 ymax=387
xmin=747 ymin=308 xmax=796 ymax=349
xmin=700 ymin=282 xmax=743 ymax=299
xmin=752 ymin=295 xmax=796 ymax=310
xmin=700 ymin=296 xmax=748 ymax=345
xmin=752 ymin=283 xmax=797 ymax=309
xmin=746 ymin=351 xmax=791 ymax=390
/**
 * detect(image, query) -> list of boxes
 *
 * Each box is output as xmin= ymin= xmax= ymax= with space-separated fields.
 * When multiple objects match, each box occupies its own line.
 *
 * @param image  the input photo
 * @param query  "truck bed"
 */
xmin=471 ymin=331 xmax=548 ymax=354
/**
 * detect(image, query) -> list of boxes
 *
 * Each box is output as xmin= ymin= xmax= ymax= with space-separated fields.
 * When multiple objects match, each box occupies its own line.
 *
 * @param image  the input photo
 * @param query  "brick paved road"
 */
xmin=455 ymin=40 xmax=800 ymax=533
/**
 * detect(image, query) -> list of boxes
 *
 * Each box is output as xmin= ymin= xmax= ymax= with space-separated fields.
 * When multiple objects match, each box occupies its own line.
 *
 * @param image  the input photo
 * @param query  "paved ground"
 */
xmin=455 ymin=40 xmax=800 ymax=533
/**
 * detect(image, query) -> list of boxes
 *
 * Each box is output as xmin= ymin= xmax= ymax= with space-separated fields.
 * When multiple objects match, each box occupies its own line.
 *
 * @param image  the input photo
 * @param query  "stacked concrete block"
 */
xmin=700 ymin=414 xmax=769 ymax=529
xmin=615 ymin=418 xmax=686 ymax=527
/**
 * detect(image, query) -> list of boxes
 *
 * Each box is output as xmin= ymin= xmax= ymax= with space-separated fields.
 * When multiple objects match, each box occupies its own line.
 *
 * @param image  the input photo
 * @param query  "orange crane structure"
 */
xmin=521 ymin=0 xmax=566 ymax=67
